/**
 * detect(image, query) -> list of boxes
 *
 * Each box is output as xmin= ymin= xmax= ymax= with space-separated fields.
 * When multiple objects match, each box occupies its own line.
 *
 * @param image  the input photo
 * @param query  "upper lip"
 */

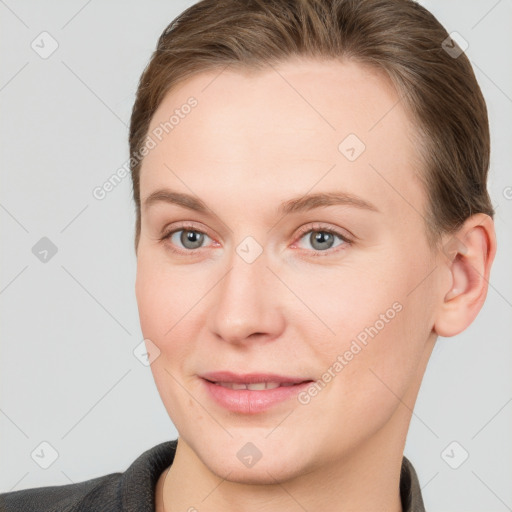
xmin=200 ymin=371 xmax=313 ymax=385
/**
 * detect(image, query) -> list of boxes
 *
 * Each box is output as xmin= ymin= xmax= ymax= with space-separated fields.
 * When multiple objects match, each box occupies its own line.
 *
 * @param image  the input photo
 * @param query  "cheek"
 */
xmin=304 ymin=250 xmax=433 ymax=401
xmin=135 ymin=249 xmax=217 ymax=381
xmin=135 ymin=250 xmax=196 ymax=338
xmin=297 ymin=292 xmax=429 ymax=461
xmin=135 ymin=257 xmax=193 ymax=401
xmin=135 ymin=255 xmax=199 ymax=425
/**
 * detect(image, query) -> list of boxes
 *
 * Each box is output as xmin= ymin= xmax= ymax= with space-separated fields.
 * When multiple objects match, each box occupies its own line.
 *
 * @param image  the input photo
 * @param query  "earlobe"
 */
xmin=433 ymin=214 xmax=496 ymax=338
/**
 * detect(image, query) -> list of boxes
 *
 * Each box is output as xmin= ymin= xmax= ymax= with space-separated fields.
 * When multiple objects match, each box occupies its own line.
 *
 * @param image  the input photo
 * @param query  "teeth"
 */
xmin=247 ymin=382 xmax=268 ymax=390
xmin=216 ymin=382 xmax=287 ymax=390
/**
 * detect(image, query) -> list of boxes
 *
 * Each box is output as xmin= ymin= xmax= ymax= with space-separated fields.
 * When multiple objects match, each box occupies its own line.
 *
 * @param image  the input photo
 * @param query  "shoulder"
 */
xmin=400 ymin=455 xmax=426 ymax=512
xmin=0 ymin=472 xmax=121 ymax=512
xmin=0 ymin=439 xmax=178 ymax=512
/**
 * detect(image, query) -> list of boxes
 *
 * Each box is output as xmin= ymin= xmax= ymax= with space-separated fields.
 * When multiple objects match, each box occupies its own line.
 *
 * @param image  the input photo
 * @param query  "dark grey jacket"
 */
xmin=0 ymin=439 xmax=426 ymax=511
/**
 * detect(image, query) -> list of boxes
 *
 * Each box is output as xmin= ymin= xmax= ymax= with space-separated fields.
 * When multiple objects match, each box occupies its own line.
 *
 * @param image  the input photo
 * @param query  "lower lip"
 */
xmin=201 ymin=378 xmax=313 ymax=414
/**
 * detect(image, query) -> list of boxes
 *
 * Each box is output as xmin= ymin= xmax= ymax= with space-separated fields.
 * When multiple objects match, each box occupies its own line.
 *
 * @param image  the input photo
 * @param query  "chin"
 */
xmin=189 ymin=434 xmax=313 ymax=485
xmin=210 ymin=453 xmax=305 ymax=485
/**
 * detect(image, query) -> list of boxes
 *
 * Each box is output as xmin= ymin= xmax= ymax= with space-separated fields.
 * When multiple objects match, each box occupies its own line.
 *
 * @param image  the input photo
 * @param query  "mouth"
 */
xmin=205 ymin=381 xmax=300 ymax=390
xmin=200 ymin=371 xmax=315 ymax=414
xmin=200 ymin=371 xmax=313 ymax=387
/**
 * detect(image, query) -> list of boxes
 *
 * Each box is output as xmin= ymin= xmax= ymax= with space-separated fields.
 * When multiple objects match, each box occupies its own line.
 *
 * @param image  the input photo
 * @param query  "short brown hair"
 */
xmin=129 ymin=0 xmax=494 ymax=252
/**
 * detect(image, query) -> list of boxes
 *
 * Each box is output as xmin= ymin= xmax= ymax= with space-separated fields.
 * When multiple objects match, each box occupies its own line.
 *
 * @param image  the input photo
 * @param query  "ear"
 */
xmin=433 ymin=213 xmax=497 ymax=337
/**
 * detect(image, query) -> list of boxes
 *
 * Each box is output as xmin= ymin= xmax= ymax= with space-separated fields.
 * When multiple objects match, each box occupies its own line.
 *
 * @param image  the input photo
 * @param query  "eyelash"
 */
xmin=159 ymin=221 xmax=353 ymax=257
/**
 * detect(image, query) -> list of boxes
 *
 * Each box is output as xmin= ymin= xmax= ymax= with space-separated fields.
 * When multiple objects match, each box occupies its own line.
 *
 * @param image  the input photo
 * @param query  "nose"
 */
xmin=207 ymin=246 xmax=285 ymax=345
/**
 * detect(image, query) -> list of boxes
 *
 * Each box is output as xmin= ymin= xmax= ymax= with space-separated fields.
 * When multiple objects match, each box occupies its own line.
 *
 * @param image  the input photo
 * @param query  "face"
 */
xmin=135 ymin=58 xmax=443 ymax=483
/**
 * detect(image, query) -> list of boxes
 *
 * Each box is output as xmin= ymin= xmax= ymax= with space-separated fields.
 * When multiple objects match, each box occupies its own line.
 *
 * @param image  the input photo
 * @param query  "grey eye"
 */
xmin=171 ymin=229 xmax=210 ymax=250
xmin=298 ymin=230 xmax=346 ymax=252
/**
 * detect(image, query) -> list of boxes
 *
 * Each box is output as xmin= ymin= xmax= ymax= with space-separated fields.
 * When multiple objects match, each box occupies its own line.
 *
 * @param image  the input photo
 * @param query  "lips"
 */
xmin=200 ymin=371 xmax=315 ymax=414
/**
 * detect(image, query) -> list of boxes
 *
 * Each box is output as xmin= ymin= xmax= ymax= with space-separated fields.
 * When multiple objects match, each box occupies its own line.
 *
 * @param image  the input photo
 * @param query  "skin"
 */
xmin=134 ymin=57 xmax=496 ymax=512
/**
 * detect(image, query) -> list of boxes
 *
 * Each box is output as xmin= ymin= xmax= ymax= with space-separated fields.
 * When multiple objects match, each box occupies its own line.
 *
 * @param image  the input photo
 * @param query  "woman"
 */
xmin=1 ymin=0 xmax=497 ymax=510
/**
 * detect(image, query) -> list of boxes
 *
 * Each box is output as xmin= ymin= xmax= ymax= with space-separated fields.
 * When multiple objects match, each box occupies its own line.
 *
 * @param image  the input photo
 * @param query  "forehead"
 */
xmin=140 ymin=58 xmax=424 ymax=219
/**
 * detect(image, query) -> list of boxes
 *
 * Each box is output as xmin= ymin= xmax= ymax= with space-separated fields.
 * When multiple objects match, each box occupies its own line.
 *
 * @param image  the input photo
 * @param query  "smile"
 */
xmin=200 ymin=372 xmax=315 ymax=414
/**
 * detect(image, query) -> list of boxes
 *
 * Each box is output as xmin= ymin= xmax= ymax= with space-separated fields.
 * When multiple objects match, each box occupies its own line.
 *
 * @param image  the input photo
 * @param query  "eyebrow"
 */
xmin=143 ymin=188 xmax=379 ymax=215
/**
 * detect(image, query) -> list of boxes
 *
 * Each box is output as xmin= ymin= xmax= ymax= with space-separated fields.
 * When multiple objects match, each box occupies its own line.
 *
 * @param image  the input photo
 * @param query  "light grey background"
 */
xmin=0 ymin=1 xmax=511 ymax=510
